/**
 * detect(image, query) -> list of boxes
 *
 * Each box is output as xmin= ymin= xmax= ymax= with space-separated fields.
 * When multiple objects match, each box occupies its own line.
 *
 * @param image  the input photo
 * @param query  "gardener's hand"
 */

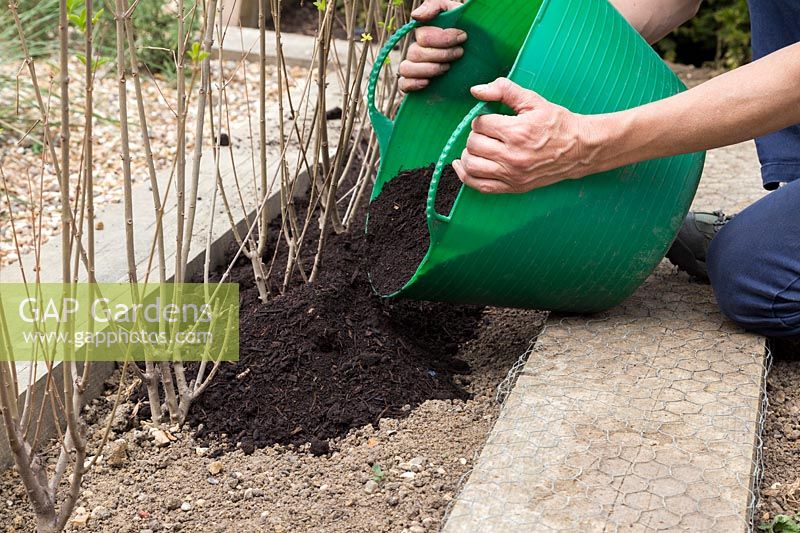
xmin=398 ymin=0 xmax=466 ymax=93
xmin=452 ymin=78 xmax=603 ymax=194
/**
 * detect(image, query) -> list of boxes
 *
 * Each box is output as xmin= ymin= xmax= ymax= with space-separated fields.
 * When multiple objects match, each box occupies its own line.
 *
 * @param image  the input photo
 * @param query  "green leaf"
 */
xmin=313 ymin=0 xmax=326 ymax=11
xmin=187 ymin=42 xmax=209 ymax=63
xmin=760 ymin=514 xmax=800 ymax=533
xmin=371 ymin=464 xmax=385 ymax=482
xmin=76 ymin=53 xmax=109 ymax=71
xmin=68 ymin=12 xmax=86 ymax=32
xmin=91 ymin=8 xmax=104 ymax=26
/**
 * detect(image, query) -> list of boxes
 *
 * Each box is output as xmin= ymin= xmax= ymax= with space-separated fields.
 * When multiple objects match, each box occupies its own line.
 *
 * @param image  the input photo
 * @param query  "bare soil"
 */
xmin=0 ymin=139 xmax=545 ymax=532
xmin=172 ymin=154 xmax=483 ymax=454
xmin=757 ymin=339 xmax=800 ymax=523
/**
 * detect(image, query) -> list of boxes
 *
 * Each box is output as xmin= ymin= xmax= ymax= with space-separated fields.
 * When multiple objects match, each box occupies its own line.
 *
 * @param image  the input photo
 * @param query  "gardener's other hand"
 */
xmin=398 ymin=0 xmax=466 ymax=93
xmin=452 ymin=78 xmax=603 ymax=194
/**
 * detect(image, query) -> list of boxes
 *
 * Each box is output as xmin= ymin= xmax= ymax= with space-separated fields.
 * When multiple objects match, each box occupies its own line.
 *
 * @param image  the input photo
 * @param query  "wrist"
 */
xmin=582 ymin=109 xmax=647 ymax=176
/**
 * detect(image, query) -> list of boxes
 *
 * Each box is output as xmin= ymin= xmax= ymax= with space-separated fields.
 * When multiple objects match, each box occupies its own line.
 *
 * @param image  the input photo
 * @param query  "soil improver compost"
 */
xmin=366 ymin=164 xmax=462 ymax=294
xmin=183 ymin=167 xmax=481 ymax=455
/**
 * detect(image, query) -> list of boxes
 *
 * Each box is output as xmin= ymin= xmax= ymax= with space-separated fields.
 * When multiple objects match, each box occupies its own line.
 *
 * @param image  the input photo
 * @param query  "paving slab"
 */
xmin=444 ymin=141 xmax=769 ymax=532
xmin=215 ymin=26 xmax=403 ymax=66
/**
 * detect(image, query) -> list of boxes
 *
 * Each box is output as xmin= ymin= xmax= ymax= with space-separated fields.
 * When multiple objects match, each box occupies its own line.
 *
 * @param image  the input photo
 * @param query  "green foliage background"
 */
xmin=0 ymin=0 xmax=201 ymax=74
xmin=655 ymin=0 xmax=751 ymax=68
xmin=130 ymin=1 xmax=201 ymax=75
xmin=1 ymin=0 xmax=753 ymax=73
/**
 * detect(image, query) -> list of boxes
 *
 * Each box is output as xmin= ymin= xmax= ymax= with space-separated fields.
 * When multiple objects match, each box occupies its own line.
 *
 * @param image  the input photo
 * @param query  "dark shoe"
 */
xmin=666 ymin=211 xmax=733 ymax=281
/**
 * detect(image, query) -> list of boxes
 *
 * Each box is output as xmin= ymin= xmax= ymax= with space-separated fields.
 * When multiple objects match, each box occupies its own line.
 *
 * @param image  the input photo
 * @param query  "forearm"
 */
xmin=610 ymin=0 xmax=701 ymax=44
xmin=590 ymin=43 xmax=800 ymax=173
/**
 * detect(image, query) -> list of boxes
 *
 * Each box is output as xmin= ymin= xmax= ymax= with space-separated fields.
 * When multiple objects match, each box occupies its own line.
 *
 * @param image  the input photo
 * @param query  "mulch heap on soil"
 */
xmin=365 ymin=164 xmax=462 ymax=295
xmin=189 ymin=170 xmax=481 ymax=455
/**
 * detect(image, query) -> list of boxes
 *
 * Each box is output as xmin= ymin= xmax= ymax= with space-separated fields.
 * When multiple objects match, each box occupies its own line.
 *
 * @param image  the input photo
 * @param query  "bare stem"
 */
xmin=181 ymin=0 xmax=219 ymax=274
xmin=175 ymin=0 xmax=188 ymax=283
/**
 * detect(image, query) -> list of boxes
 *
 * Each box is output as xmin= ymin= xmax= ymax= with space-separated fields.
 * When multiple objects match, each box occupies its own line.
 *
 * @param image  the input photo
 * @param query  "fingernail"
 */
xmin=472 ymin=84 xmax=488 ymax=92
xmin=441 ymin=63 xmax=450 ymax=72
xmin=456 ymin=31 xmax=468 ymax=43
xmin=453 ymin=46 xmax=464 ymax=58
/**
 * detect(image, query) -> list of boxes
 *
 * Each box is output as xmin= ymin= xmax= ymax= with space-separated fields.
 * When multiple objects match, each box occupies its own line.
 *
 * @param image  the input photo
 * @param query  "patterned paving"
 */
xmin=444 ymin=142 xmax=769 ymax=532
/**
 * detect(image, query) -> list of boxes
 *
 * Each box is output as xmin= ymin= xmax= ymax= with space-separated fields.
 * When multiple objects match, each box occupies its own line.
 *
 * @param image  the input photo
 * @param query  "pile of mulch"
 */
xmin=187 ymin=167 xmax=480 ymax=454
xmin=365 ymin=164 xmax=461 ymax=295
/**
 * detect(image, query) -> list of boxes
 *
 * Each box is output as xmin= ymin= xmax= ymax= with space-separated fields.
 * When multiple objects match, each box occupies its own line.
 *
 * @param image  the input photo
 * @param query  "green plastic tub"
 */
xmin=367 ymin=0 xmax=705 ymax=312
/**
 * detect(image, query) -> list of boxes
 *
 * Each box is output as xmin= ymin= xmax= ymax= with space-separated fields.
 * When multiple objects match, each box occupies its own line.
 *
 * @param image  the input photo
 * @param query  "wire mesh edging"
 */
xmin=495 ymin=322 xmax=547 ymax=405
xmin=748 ymin=341 xmax=773 ymax=531
xmin=494 ymin=314 xmax=620 ymax=405
xmin=442 ymin=317 xmax=549 ymax=525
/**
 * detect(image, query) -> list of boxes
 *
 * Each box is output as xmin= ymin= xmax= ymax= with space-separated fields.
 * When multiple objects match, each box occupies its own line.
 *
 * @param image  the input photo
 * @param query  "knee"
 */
xmin=707 ymin=221 xmax=800 ymax=337
xmin=706 ymin=223 xmax=755 ymax=325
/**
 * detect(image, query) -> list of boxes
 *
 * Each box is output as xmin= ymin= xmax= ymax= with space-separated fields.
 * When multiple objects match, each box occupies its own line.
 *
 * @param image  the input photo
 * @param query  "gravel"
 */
xmin=0 ymin=58 xmax=307 ymax=268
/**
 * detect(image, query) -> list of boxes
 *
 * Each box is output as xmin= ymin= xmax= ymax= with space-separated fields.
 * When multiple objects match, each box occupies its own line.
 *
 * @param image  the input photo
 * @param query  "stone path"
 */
xmin=444 ymin=142 xmax=769 ymax=532
xmin=214 ymin=26 xmax=402 ymax=66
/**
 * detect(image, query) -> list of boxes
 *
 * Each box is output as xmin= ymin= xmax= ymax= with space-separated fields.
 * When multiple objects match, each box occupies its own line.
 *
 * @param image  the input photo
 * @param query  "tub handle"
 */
xmin=427 ymin=100 xmax=493 ymax=234
xmin=367 ymin=6 xmax=466 ymax=155
xmin=367 ymin=20 xmax=419 ymax=155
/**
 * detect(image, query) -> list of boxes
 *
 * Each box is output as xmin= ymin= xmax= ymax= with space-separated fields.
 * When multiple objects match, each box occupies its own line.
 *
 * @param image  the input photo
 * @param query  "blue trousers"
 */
xmin=706 ymin=0 xmax=800 ymax=338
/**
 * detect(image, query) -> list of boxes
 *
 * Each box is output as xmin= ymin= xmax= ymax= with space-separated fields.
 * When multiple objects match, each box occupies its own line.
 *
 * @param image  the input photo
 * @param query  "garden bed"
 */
xmin=0 ymin=310 xmax=544 ymax=533
xmin=0 ymin=60 xmax=307 ymax=268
